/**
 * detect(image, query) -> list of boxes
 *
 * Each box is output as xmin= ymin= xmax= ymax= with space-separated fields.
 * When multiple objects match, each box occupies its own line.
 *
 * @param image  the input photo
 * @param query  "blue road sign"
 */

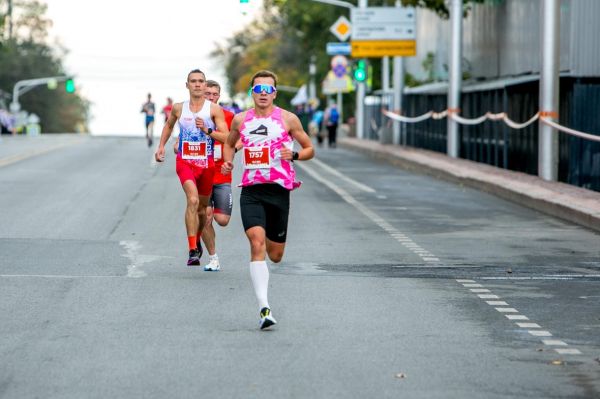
xmin=326 ymin=42 xmax=352 ymax=56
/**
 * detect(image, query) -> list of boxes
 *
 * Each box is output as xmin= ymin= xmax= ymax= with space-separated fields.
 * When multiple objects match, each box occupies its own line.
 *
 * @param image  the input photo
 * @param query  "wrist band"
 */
xmin=292 ymin=151 xmax=299 ymax=161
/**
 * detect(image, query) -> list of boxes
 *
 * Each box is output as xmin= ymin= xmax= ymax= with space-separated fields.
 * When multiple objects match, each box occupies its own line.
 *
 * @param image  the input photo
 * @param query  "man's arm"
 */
xmin=280 ymin=111 xmax=314 ymax=161
xmin=155 ymin=102 xmax=181 ymax=162
xmin=221 ymin=113 xmax=244 ymax=175
xmin=208 ymin=103 xmax=230 ymax=143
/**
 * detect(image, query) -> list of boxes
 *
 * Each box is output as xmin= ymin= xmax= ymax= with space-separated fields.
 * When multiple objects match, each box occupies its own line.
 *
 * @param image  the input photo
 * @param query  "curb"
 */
xmin=339 ymin=137 xmax=600 ymax=233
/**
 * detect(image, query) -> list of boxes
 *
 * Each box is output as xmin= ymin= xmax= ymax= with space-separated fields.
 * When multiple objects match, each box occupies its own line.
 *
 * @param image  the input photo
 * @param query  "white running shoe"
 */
xmin=259 ymin=307 xmax=277 ymax=330
xmin=203 ymin=257 xmax=220 ymax=272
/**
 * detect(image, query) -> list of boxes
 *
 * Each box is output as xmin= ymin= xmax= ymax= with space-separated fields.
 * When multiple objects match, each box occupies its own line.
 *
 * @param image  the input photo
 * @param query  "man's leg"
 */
xmin=241 ymin=187 xmax=276 ymax=329
xmin=201 ymin=206 xmax=216 ymax=256
xmin=148 ymin=120 xmax=154 ymax=146
xmin=266 ymin=240 xmax=286 ymax=263
xmin=182 ymin=180 xmax=202 ymax=265
xmin=246 ymin=226 xmax=270 ymax=308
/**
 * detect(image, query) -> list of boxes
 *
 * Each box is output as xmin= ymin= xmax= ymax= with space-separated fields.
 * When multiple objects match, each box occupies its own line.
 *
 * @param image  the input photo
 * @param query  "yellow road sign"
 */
xmin=351 ymin=40 xmax=416 ymax=58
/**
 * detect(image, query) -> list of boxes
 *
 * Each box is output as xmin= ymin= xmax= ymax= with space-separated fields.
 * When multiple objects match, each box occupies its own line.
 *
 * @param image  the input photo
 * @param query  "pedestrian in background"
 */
xmin=324 ymin=102 xmax=339 ymax=148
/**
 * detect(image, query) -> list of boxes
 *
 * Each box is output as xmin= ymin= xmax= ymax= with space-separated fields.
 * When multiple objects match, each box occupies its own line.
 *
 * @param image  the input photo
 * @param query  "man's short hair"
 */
xmin=206 ymin=80 xmax=221 ymax=91
xmin=187 ymin=69 xmax=206 ymax=82
xmin=250 ymin=70 xmax=278 ymax=88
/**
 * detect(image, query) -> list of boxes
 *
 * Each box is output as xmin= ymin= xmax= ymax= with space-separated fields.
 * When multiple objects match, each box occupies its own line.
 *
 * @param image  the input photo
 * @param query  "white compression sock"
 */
xmin=249 ymin=261 xmax=269 ymax=310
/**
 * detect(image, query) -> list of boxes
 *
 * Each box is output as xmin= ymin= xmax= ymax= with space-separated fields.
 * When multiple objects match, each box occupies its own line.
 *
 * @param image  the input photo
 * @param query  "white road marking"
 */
xmin=542 ymin=340 xmax=568 ymax=346
xmin=506 ymin=315 xmax=529 ymax=320
xmin=308 ymin=157 xmax=376 ymax=193
xmin=555 ymin=348 xmax=582 ymax=355
xmin=495 ymin=308 xmax=518 ymax=313
xmin=463 ymin=283 xmax=484 ymax=287
xmin=481 ymin=275 xmax=600 ymax=280
xmin=528 ymin=330 xmax=552 ymax=337
xmin=486 ymin=301 xmax=508 ymax=306
xmin=470 ymin=288 xmax=491 ymax=293
xmin=456 ymin=279 xmax=475 ymax=283
xmin=478 ymin=294 xmax=500 ymax=299
xmin=120 ymin=240 xmax=153 ymax=278
xmin=297 ymin=162 xmax=441 ymax=265
xmin=516 ymin=322 xmax=541 ymax=328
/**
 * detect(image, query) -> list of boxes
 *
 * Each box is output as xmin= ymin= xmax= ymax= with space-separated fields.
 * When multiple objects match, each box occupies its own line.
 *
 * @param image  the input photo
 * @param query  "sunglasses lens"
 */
xmin=252 ymin=85 xmax=275 ymax=94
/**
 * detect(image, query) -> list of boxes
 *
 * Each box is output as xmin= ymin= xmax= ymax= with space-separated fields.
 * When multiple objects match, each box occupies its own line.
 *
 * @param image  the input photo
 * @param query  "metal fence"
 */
xmin=366 ymin=77 xmax=600 ymax=192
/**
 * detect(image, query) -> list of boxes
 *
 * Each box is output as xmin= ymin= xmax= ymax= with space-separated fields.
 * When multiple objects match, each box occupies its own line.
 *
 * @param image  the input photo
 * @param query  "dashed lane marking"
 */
xmin=496 ymin=308 xmax=519 ymax=313
xmin=528 ymin=330 xmax=552 ymax=337
xmin=457 ymin=279 xmax=583 ymax=355
xmin=298 ymin=161 xmax=441 ymax=265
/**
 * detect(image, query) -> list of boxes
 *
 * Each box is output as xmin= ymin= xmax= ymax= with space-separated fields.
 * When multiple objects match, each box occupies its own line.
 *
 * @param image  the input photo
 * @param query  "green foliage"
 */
xmin=214 ymin=0 xmax=490 ymax=114
xmin=0 ymin=0 xmax=89 ymax=133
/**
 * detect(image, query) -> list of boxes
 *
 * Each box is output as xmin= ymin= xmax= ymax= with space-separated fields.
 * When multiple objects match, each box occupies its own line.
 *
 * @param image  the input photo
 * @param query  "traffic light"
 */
xmin=65 ymin=78 xmax=75 ymax=93
xmin=240 ymin=0 xmax=249 ymax=14
xmin=354 ymin=60 xmax=367 ymax=82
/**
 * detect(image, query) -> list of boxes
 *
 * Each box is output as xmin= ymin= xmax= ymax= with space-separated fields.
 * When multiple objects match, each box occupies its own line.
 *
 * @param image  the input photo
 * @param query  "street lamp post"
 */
xmin=447 ymin=0 xmax=463 ymax=158
xmin=10 ymin=76 xmax=73 ymax=113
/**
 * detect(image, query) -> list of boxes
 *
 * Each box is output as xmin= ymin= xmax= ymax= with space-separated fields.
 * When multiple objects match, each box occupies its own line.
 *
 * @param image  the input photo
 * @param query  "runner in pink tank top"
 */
xmin=221 ymin=70 xmax=314 ymax=330
xmin=239 ymin=106 xmax=301 ymax=190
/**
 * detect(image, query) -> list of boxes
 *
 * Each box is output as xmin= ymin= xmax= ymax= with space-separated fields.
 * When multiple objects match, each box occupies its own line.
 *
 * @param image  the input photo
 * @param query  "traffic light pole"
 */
xmin=10 ymin=75 xmax=71 ymax=112
xmin=355 ymin=0 xmax=368 ymax=140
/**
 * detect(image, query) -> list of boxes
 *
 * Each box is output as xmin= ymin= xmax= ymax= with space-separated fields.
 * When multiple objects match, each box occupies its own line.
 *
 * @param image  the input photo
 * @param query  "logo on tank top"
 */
xmin=249 ymin=124 xmax=268 ymax=136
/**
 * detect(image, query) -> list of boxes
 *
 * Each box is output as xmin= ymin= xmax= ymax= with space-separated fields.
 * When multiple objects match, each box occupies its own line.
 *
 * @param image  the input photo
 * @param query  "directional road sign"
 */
xmin=350 ymin=7 xmax=417 ymax=58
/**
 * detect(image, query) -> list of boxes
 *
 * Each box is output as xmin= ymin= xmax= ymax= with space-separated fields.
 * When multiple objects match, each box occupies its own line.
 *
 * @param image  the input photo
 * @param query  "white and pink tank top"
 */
xmin=176 ymin=100 xmax=215 ymax=168
xmin=239 ymin=107 xmax=301 ymax=190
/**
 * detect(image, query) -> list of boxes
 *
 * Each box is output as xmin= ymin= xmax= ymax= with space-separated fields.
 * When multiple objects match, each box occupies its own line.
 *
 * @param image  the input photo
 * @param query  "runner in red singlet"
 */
xmin=155 ymin=69 xmax=230 ymax=267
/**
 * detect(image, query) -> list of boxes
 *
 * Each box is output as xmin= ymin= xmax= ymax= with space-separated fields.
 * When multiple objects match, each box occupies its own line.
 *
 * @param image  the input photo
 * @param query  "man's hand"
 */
xmin=155 ymin=146 xmax=165 ymax=162
xmin=221 ymin=161 xmax=233 ymax=175
xmin=195 ymin=118 xmax=205 ymax=130
xmin=173 ymin=138 xmax=179 ymax=155
xmin=280 ymin=147 xmax=293 ymax=161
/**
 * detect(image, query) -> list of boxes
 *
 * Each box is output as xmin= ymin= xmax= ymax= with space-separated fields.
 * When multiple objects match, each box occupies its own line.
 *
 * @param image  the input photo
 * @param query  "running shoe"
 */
xmin=259 ymin=307 xmax=277 ymax=330
xmin=203 ymin=257 xmax=220 ymax=272
xmin=187 ymin=248 xmax=201 ymax=266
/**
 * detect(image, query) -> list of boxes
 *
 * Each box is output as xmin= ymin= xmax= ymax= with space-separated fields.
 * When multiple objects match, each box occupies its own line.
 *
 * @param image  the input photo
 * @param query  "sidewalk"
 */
xmin=339 ymin=137 xmax=600 ymax=233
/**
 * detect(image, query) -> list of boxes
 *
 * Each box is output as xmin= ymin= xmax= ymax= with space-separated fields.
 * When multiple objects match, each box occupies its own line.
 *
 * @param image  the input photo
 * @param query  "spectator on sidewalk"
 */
xmin=324 ymin=102 xmax=340 ymax=148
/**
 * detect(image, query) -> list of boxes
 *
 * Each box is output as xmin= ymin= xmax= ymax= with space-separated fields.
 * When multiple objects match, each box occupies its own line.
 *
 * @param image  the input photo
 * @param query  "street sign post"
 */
xmin=350 ymin=7 xmax=416 ymax=58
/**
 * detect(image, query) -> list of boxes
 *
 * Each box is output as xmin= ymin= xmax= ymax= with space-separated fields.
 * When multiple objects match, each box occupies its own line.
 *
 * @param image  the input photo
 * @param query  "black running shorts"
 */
xmin=210 ymin=183 xmax=233 ymax=216
xmin=240 ymin=184 xmax=290 ymax=243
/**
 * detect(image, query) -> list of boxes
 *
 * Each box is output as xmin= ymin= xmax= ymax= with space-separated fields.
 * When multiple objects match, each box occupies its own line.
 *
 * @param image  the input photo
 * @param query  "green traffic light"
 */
xmin=354 ymin=69 xmax=366 ymax=81
xmin=65 ymin=79 xmax=75 ymax=93
xmin=354 ymin=60 xmax=367 ymax=82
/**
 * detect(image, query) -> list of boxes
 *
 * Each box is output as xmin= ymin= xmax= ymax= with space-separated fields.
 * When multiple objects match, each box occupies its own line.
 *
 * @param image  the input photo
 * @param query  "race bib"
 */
xmin=182 ymin=141 xmax=207 ymax=160
xmin=213 ymin=143 xmax=222 ymax=160
xmin=243 ymin=146 xmax=271 ymax=169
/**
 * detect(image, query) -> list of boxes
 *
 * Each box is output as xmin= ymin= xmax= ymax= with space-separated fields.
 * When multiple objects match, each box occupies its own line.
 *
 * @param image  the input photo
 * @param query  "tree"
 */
xmin=0 ymin=0 xmax=89 ymax=133
xmin=215 ymin=0 xmax=490 ymax=115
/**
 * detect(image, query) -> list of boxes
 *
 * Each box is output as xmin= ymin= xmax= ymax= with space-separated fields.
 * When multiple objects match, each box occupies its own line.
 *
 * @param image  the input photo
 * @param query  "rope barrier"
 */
xmin=381 ymin=109 xmax=599 ymax=142
xmin=540 ymin=118 xmax=600 ymax=143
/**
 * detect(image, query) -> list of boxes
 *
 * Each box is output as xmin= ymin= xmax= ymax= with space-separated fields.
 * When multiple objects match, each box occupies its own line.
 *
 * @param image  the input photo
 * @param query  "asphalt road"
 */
xmin=0 ymin=135 xmax=599 ymax=398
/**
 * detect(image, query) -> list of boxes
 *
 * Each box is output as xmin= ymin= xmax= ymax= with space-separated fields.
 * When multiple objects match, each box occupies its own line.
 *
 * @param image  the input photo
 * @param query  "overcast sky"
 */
xmin=44 ymin=0 xmax=263 ymax=136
